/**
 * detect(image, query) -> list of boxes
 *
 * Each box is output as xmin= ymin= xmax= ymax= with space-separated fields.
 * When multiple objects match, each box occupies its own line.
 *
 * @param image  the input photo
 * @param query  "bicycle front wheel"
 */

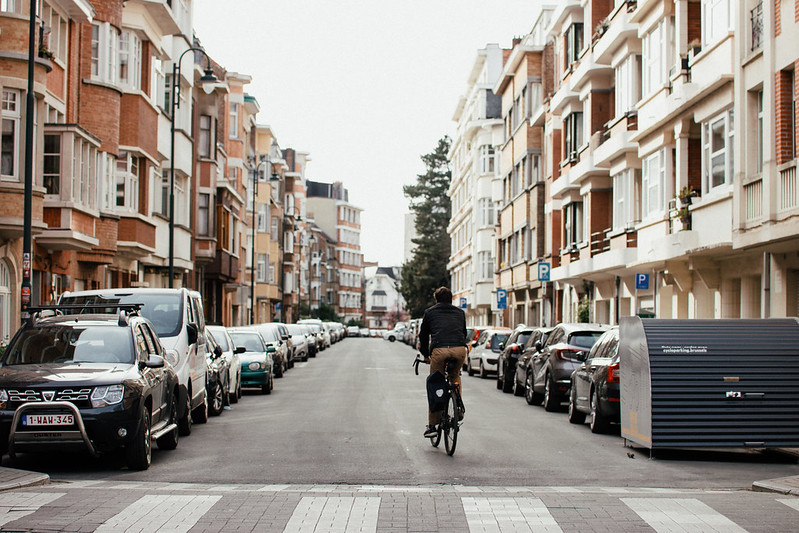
xmin=444 ymin=392 xmax=459 ymax=456
xmin=430 ymin=422 xmax=442 ymax=447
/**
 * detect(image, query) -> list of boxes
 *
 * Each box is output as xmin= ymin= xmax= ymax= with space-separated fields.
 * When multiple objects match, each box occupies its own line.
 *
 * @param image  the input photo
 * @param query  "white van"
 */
xmin=60 ymin=288 xmax=209 ymax=436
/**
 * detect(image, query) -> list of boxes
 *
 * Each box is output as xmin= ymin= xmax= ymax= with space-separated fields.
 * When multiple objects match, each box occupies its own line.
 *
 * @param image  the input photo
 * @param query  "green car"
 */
xmin=227 ymin=327 xmax=274 ymax=395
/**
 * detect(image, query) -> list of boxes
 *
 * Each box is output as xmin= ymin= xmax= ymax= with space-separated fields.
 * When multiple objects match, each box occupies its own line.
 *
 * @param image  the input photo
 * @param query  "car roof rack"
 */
xmin=25 ymin=304 xmax=144 ymax=327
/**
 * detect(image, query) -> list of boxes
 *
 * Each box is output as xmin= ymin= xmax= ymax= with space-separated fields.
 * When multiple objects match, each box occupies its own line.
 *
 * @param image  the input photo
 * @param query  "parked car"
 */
xmin=206 ymin=325 xmax=243 ymax=403
xmin=203 ymin=327 xmax=231 ymax=416
xmin=347 ymin=325 xmax=361 ymax=337
xmin=359 ymin=327 xmax=370 ymax=337
xmin=514 ymin=327 xmax=553 ymax=404
xmin=299 ymin=319 xmax=330 ymax=350
xmin=496 ymin=326 xmax=536 ymax=394
xmin=285 ymin=324 xmax=309 ymax=362
xmin=568 ymin=327 xmax=620 ymax=433
xmin=228 ymin=327 xmax=274 ymax=394
xmin=384 ymin=325 xmax=406 ymax=342
xmin=528 ymin=323 xmax=610 ymax=411
xmin=253 ymin=323 xmax=288 ymax=377
xmin=302 ymin=324 xmax=319 ymax=357
xmin=60 ymin=288 xmax=209 ymax=436
xmin=0 ymin=305 xmax=180 ymax=470
xmin=467 ymin=328 xmax=511 ymax=378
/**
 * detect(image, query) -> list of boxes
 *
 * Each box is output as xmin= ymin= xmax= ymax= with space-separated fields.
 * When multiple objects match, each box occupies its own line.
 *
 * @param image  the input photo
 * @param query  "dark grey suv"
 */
xmin=528 ymin=323 xmax=609 ymax=411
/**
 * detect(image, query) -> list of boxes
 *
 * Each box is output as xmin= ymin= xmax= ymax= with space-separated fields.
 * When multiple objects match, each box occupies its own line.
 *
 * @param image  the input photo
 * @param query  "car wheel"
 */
xmin=126 ymin=407 xmax=152 ymax=471
xmin=262 ymin=373 xmax=273 ymax=395
xmin=502 ymin=369 xmax=514 ymax=394
xmin=157 ymin=393 xmax=179 ymax=450
xmin=193 ymin=389 xmax=209 ymax=424
xmin=590 ymin=389 xmax=610 ymax=434
xmin=229 ymin=377 xmax=239 ymax=404
xmin=467 ymin=360 xmax=475 ymax=377
xmin=543 ymin=373 xmax=560 ymax=412
xmin=513 ymin=376 xmax=525 ymax=397
xmin=178 ymin=389 xmax=192 ymax=436
xmin=496 ymin=370 xmax=503 ymax=389
xmin=209 ymin=381 xmax=224 ymax=416
xmin=479 ymin=361 xmax=487 ymax=379
xmin=275 ymin=360 xmax=284 ymax=378
xmin=525 ymin=372 xmax=543 ymax=405
xmin=568 ymin=385 xmax=586 ymax=424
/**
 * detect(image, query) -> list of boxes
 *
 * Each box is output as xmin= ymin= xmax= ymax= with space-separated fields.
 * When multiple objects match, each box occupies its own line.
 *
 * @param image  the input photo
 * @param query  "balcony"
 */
xmin=593 ymin=6 xmax=639 ymax=65
xmin=207 ymin=249 xmax=240 ymax=281
xmin=569 ymin=51 xmax=613 ymax=92
xmin=778 ymin=162 xmax=798 ymax=212
xmin=549 ymin=77 xmax=579 ymax=114
xmin=134 ymin=0 xmax=181 ymax=35
xmin=593 ymin=113 xmax=638 ymax=167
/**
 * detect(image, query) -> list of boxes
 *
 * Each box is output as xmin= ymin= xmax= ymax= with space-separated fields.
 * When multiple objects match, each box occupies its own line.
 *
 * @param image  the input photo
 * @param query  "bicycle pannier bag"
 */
xmin=426 ymin=370 xmax=448 ymax=412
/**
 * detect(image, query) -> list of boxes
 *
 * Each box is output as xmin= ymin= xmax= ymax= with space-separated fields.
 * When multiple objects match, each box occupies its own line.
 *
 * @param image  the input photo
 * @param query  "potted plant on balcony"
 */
xmin=673 ymin=205 xmax=691 ymax=228
xmin=687 ymin=39 xmax=702 ymax=61
xmin=677 ymin=186 xmax=696 ymax=206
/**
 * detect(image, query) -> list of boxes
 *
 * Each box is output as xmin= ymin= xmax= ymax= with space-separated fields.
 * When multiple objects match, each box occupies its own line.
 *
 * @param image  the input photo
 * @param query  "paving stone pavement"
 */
xmin=0 ymin=480 xmax=796 ymax=532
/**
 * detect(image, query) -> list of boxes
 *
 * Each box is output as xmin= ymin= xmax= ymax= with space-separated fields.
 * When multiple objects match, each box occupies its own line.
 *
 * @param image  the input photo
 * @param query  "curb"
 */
xmin=0 ymin=468 xmax=50 ymax=492
xmin=752 ymin=476 xmax=799 ymax=496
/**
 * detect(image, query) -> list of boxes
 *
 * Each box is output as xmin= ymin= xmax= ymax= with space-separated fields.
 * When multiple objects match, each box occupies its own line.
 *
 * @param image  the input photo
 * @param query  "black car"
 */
xmin=528 ymin=323 xmax=609 ymax=411
xmin=0 ymin=305 xmax=180 ymax=470
xmin=496 ymin=327 xmax=536 ymax=394
xmin=568 ymin=327 xmax=620 ymax=433
xmin=204 ymin=328 xmax=230 ymax=417
xmin=515 ymin=327 xmax=553 ymax=403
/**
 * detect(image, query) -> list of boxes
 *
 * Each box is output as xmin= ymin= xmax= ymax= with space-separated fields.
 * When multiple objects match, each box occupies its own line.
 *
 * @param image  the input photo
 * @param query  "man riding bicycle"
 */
xmin=418 ymin=286 xmax=468 ymax=438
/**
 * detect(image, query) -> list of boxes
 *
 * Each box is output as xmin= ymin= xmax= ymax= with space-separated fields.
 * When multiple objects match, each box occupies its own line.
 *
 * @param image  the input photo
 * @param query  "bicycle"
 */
xmin=414 ymin=354 xmax=464 ymax=456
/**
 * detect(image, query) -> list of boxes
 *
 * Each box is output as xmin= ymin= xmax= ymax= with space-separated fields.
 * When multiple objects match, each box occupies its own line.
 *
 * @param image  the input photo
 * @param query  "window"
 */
xmin=478 ymin=198 xmax=495 ymax=227
xmin=703 ymin=0 xmax=731 ymax=45
xmin=115 ymin=151 xmax=139 ymax=212
xmin=118 ymin=31 xmax=142 ymax=91
xmin=99 ymin=152 xmax=115 ymax=211
xmin=755 ymin=90 xmax=763 ymax=173
xmin=198 ymin=193 xmax=210 ymax=236
xmin=564 ymin=112 xmax=583 ymax=161
xmin=0 ymin=260 xmax=10 ymax=343
xmin=217 ymin=205 xmax=231 ymax=252
xmin=1 ymin=90 xmax=20 ymax=181
xmin=615 ymin=55 xmax=642 ymax=118
xmin=229 ymin=103 xmax=239 ymax=139
xmin=257 ymin=253 xmax=267 ymax=282
xmin=531 ymin=154 xmax=541 ymax=183
xmin=612 ymin=169 xmax=641 ymax=230
xmin=564 ymin=202 xmax=583 ymax=248
xmin=565 ymin=23 xmax=584 ymax=67
xmin=43 ymin=134 xmax=60 ymax=195
xmin=702 ymin=110 xmax=734 ymax=190
xmin=0 ymin=0 xmax=17 ymax=13
xmin=42 ymin=3 xmax=69 ymax=62
xmin=271 ymin=216 xmax=278 ymax=241
xmin=642 ymin=149 xmax=666 ymax=216
xmin=257 ymin=204 xmax=269 ymax=232
xmin=479 ymin=145 xmax=495 ymax=174
xmin=642 ymin=21 xmax=667 ymax=96
xmin=90 ymin=22 xmax=118 ymax=85
xmin=198 ymin=115 xmax=213 ymax=158
xmin=175 ymin=173 xmax=188 ymax=226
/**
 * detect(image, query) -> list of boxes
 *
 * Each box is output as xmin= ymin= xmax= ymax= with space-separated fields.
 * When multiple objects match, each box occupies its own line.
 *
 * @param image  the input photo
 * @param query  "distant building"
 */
xmin=364 ymin=266 xmax=404 ymax=329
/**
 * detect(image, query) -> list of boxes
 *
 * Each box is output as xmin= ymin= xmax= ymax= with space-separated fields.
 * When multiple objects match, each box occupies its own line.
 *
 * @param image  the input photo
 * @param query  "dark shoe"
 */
xmin=424 ymin=425 xmax=438 ymax=438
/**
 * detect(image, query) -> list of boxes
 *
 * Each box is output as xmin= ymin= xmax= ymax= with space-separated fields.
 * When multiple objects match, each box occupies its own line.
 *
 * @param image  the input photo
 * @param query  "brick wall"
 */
xmin=775 ymin=69 xmax=797 ymax=165
xmin=775 ymin=0 xmax=781 ymax=37
xmin=589 ymin=190 xmax=612 ymax=235
xmin=119 ymin=93 xmax=157 ymax=159
xmin=688 ymin=2 xmax=702 ymax=44
xmin=591 ymin=0 xmax=613 ymax=32
xmin=77 ymin=24 xmax=121 ymax=155
xmin=688 ymin=137 xmax=702 ymax=194
xmin=590 ymin=91 xmax=612 ymax=133
xmin=91 ymin=0 xmax=123 ymax=28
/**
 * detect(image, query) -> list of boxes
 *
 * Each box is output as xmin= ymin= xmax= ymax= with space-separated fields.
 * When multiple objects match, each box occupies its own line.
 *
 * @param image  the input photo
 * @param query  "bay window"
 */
xmin=615 ymin=55 xmax=642 ymax=118
xmin=612 ymin=169 xmax=641 ymax=230
xmin=479 ymin=144 xmax=495 ymax=174
xmin=702 ymin=110 xmax=734 ymax=191
xmin=115 ymin=151 xmax=140 ymax=212
xmin=703 ymin=0 xmax=732 ymax=45
xmin=1 ymin=90 xmax=20 ymax=181
xmin=197 ymin=193 xmax=210 ymax=236
xmin=642 ymin=149 xmax=666 ymax=216
xmin=198 ymin=115 xmax=213 ymax=158
xmin=43 ymin=134 xmax=60 ymax=195
xmin=91 ymin=22 xmax=119 ymax=85
xmin=119 ymin=30 xmax=142 ymax=91
xmin=642 ymin=21 xmax=667 ymax=96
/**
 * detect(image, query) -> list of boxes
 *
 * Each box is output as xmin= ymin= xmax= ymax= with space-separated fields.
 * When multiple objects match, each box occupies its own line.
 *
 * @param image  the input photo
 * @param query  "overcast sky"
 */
xmin=194 ymin=1 xmax=543 ymax=267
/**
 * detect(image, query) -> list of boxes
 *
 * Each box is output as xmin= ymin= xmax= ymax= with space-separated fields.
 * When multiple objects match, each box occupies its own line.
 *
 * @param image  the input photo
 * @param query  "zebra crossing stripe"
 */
xmin=284 ymin=496 xmax=380 ymax=533
xmin=462 ymin=497 xmax=563 ymax=533
xmin=622 ymin=498 xmax=747 ymax=533
xmin=96 ymin=494 xmax=221 ymax=533
xmin=0 ymin=492 xmax=65 ymax=527
xmin=778 ymin=498 xmax=799 ymax=512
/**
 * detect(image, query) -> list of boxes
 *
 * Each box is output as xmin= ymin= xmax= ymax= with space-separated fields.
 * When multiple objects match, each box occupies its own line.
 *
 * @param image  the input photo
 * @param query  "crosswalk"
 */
xmin=0 ymin=485 xmax=795 ymax=532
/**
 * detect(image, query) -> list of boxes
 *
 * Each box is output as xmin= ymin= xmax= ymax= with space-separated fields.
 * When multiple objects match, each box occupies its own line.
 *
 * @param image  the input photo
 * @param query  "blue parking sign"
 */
xmin=635 ymin=273 xmax=649 ymax=290
xmin=537 ymin=262 xmax=551 ymax=282
xmin=497 ymin=289 xmax=507 ymax=310
xmin=459 ymin=297 xmax=467 ymax=309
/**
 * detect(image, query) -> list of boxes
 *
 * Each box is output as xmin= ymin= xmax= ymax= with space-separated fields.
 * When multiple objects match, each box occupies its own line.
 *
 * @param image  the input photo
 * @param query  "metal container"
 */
xmin=620 ymin=316 xmax=799 ymax=450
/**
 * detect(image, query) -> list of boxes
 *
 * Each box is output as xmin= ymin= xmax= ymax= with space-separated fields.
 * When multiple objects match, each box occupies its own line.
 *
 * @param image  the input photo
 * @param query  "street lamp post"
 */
xmin=249 ymin=158 xmax=278 ymax=324
xmin=307 ymin=233 xmax=316 ymax=318
xmin=168 ymin=48 xmax=217 ymax=288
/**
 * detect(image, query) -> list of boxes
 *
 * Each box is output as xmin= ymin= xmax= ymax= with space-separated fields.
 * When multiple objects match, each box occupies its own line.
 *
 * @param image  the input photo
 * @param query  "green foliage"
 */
xmin=346 ymin=318 xmax=364 ymax=327
xmin=577 ymin=296 xmax=590 ymax=323
xmin=401 ymin=136 xmax=452 ymax=318
xmin=315 ymin=302 xmax=338 ymax=322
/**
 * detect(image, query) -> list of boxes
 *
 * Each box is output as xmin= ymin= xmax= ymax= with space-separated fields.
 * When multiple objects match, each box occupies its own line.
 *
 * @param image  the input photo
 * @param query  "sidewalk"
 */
xmin=0 ymin=466 xmax=49 ymax=492
xmin=752 ymin=448 xmax=799 ymax=495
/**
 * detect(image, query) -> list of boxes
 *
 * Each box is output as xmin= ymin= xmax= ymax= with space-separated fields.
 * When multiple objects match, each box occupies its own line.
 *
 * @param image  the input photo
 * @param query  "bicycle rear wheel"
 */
xmin=443 ymin=392 xmax=459 ymax=456
xmin=429 ymin=422 xmax=442 ymax=447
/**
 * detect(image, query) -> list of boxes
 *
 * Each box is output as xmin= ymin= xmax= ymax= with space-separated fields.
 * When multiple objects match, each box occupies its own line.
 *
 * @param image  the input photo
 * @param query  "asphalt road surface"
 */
xmin=7 ymin=337 xmax=799 ymax=489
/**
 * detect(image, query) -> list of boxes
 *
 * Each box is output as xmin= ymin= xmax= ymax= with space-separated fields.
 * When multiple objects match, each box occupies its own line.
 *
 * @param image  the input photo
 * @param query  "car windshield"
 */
xmin=258 ymin=326 xmax=279 ymax=343
xmin=569 ymin=332 xmax=605 ymax=349
xmin=208 ymin=328 xmax=230 ymax=351
xmin=490 ymin=334 xmax=509 ymax=351
xmin=286 ymin=325 xmax=304 ymax=335
xmin=516 ymin=332 xmax=532 ymax=346
xmin=60 ymin=293 xmax=182 ymax=338
xmin=229 ymin=331 xmax=265 ymax=352
xmin=4 ymin=326 xmax=134 ymax=365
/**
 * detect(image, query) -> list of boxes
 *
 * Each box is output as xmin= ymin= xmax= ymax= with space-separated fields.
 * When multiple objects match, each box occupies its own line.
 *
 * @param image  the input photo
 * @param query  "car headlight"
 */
xmin=165 ymin=350 xmax=179 ymax=367
xmin=248 ymin=361 xmax=260 ymax=371
xmin=91 ymin=384 xmax=124 ymax=408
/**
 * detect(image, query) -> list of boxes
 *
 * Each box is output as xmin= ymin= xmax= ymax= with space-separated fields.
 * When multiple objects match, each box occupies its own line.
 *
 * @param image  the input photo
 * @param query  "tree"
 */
xmin=401 ymin=136 xmax=452 ymax=318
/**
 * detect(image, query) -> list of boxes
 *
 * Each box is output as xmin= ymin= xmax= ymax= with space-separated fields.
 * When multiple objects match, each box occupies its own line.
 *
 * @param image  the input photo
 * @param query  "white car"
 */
xmin=206 ymin=325 xmax=242 ymax=402
xmin=467 ymin=328 xmax=512 ymax=379
xmin=384 ymin=327 xmax=406 ymax=342
xmin=285 ymin=324 xmax=309 ymax=362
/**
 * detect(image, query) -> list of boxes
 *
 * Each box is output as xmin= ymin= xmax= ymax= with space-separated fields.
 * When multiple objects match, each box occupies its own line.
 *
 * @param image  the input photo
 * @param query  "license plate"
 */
xmin=22 ymin=414 xmax=74 ymax=426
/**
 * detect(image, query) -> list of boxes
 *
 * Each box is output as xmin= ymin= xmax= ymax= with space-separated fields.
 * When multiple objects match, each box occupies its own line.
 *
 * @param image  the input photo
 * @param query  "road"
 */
xmin=1 ymin=337 xmax=798 ymax=531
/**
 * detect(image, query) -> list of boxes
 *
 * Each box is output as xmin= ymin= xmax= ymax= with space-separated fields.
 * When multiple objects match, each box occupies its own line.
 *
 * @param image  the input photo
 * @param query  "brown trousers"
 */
xmin=428 ymin=346 xmax=467 ymax=425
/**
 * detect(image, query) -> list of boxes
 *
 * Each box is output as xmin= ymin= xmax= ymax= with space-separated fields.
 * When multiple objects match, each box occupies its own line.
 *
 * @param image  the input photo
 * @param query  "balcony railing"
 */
xmin=779 ymin=163 xmax=798 ymax=211
xmin=750 ymin=1 xmax=763 ymax=51
xmin=743 ymin=179 xmax=763 ymax=221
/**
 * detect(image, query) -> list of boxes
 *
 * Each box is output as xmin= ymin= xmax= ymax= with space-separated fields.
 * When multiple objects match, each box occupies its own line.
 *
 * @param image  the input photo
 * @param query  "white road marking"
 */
xmin=284 ymin=496 xmax=380 ymax=533
xmin=462 ymin=497 xmax=563 ymax=533
xmin=778 ymin=498 xmax=799 ymax=512
xmin=0 ymin=492 xmax=65 ymax=527
xmin=96 ymin=494 xmax=221 ymax=533
xmin=622 ymin=498 xmax=748 ymax=533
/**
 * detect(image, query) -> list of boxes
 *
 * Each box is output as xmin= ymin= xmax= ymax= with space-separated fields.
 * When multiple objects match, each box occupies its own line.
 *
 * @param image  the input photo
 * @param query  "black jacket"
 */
xmin=418 ymin=302 xmax=467 ymax=357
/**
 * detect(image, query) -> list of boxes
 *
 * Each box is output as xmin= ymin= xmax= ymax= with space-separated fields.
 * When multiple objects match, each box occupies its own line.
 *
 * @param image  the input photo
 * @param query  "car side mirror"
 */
xmin=234 ymin=346 xmax=246 ymax=354
xmin=187 ymin=323 xmax=198 ymax=345
xmin=534 ymin=341 xmax=543 ymax=351
xmin=282 ymin=334 xmax=290 ymax=341
xmin=576 ymin=351 xmax=588 ymax=362
xmin=214 ymin=345 xmax=223 ymax=358
xmin=498 ymin=342 xmax=505 ymax=351
xmin=141 ymin=354 xmax=165 ymax=369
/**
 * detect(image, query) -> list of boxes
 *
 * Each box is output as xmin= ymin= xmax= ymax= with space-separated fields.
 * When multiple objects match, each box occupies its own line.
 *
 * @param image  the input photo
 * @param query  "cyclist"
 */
xmin=418 ymin=286 xmax=467 ymax=438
